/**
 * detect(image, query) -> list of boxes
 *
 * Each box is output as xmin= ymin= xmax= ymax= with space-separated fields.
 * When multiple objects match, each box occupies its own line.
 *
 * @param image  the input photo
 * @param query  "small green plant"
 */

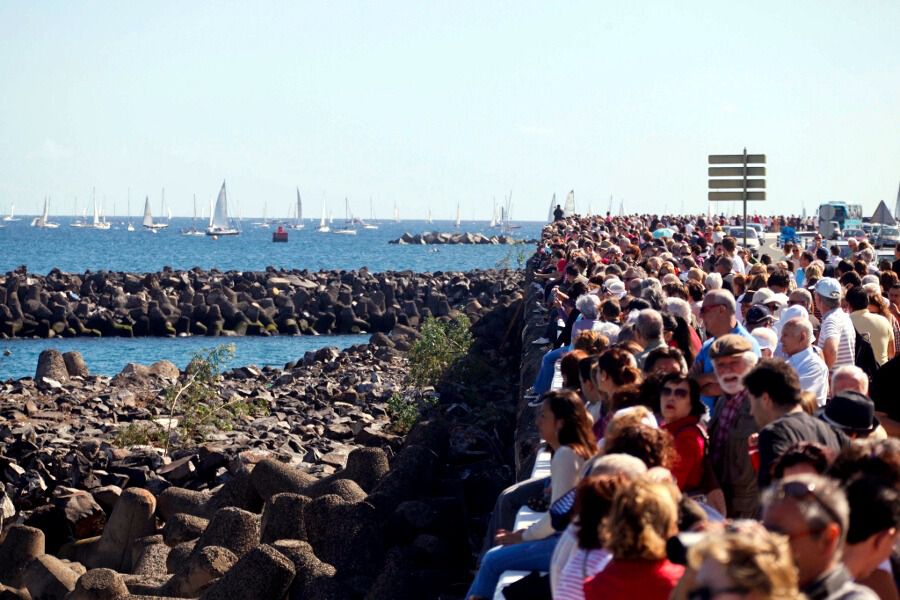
xmin=494 ymin=243 xmax=530 ymax=270
xmin=386 ymin=391 xmax=439 ymax=434
xmin=114 ymin=422 xmax=166 ymax=447
xmin=161 ymin=344 xmax=267 ymax=454
xmin=406 ymin=315 xmax=474 ymax=388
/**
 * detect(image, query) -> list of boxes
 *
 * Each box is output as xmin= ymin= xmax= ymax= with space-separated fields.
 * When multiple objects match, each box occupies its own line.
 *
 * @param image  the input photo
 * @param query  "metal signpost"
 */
xmin=708 ymin=149 xmax=766 ymax=247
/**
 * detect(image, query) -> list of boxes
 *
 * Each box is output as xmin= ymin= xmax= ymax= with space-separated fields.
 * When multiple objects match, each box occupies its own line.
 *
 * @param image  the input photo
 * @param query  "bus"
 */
xmin=817 ymin=201 xmax=861 ymax=239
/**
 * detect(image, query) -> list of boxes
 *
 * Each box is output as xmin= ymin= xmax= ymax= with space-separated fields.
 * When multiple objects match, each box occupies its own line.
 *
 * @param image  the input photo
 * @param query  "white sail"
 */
xmin=455 ymin=203 xmax=461 ymax=228
xmin=296 ymin=189 xmax=303 ymax=224
xmin=317 ymin=198 xmax=330 ymax=232
xmin=393 ymin=203 xmax=400 ymax=223
xmin=490 ymin=199 xmax=498 ymax=228
xmin=142 ymin=197 xmax=154 ymax=228
xmin=895 ymin=181 xmax=900 ymax=224
xmin=92 ymin=190 xmax=100 ymax=226
xmin=210 ymin=182 xmax=229 ymax=228
xmin=32 ymin=196 xmax=58 ymax=228
xmin=3 ymin=204 xmax=15 ymax=221
xmin=427 ymin=208 xmax=432 ymax=224
xmin=563 ymin=190 xmax=575 ymax=216
xmin=547 ymin=193 xmax=556 ymax=222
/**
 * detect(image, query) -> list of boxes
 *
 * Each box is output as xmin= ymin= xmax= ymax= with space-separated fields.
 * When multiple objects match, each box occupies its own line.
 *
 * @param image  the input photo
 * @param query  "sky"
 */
xmin=1 ymin=1 xmax=898 ymax=221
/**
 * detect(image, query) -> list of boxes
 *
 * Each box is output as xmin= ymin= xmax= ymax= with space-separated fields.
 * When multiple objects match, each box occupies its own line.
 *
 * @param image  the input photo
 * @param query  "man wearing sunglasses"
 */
xmin=762 ymin=474 xmax=878 ymax=600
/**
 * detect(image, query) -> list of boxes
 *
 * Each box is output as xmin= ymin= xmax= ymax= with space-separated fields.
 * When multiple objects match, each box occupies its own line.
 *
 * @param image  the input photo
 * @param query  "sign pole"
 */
xmin=742 ymin=147 xmax=748 ymax=247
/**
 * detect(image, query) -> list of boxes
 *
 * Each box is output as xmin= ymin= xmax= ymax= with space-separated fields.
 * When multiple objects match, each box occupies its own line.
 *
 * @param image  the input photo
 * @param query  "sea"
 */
xmin=0 ymin=216 xmax=541 ymax=379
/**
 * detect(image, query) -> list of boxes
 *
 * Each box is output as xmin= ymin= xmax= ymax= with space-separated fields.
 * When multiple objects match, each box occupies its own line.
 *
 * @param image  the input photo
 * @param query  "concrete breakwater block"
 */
xmin=0 ymin=525 xmax=46 ymax=587
xmin=89 ymin=489 xmax=156 ymax=572
xmin=199 ymin=545 xmax=295 ymax=600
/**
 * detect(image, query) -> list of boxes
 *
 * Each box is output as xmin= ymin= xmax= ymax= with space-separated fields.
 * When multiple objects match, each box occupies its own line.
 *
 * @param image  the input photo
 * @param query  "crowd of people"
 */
xmin=467 ymin=213 xmax=900 ymax=600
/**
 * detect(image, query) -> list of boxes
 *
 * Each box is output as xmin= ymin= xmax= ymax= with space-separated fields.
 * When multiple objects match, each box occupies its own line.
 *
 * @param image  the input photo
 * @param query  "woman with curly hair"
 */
xmin=583 ymin=478 xmax=684 ymax=600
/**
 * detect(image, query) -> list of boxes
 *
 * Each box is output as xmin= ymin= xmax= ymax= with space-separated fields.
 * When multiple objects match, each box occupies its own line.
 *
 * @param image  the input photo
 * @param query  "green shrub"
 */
xmin=406 ymin=315 xmax=473 ymax=388
xmin=386 ymin=391 xmax=439 ymax=434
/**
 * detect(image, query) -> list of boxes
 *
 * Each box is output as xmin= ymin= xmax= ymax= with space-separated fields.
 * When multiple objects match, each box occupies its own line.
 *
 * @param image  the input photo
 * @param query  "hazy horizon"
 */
xmin=1 ymin=1 xmax=898 ymax=220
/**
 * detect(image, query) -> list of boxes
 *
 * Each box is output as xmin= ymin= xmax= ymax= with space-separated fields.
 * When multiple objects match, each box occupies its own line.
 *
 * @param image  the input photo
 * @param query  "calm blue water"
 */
xmin=0 ymin=334 xmax=370 ymax=381
xmin=0 ymin=218 xmax=541 ymax=274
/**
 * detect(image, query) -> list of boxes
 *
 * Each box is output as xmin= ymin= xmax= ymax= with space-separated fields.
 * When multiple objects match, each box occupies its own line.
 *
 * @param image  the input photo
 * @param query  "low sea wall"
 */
xmin=0 ymin=266 xmax=519 ymax=339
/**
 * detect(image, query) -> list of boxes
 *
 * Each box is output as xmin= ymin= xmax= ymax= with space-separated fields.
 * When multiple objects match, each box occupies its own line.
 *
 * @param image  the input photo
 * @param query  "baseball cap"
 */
xmin=752 ymin=288 xmax=775 ymax=304
xmin=814 ymin=278 xmax=842 ymax=300
xmin=746 ymin=305 xmax=775 ymax=327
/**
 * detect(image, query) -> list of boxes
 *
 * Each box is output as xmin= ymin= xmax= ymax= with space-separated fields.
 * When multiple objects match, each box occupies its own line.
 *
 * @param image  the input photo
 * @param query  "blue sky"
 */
xmin=1 ymin=1 xmax=898 ymax=220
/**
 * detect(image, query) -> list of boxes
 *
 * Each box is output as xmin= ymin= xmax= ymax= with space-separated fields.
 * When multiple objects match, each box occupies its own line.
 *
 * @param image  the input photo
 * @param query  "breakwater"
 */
xmin=388 ymin=232 xmax=534 ymax=245
xmin=0 ymin=266 xmax=519 ymax=339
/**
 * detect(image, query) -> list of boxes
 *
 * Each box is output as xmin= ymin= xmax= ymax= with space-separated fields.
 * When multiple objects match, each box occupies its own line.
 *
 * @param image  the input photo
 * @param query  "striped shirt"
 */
xmin=817 ymin=307 xmax=856 ymax=371
xmin=555 ymin=545 xmax=611 ymax=600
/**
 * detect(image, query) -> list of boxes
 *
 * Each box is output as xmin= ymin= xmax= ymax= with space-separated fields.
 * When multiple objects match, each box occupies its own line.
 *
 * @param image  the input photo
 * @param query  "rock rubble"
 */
xmin=0 ymin=268 xmax=528 ymax=599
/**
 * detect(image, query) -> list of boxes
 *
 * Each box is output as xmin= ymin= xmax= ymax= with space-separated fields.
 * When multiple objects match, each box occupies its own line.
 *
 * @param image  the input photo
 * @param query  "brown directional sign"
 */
xmin=708 ymin=166 xmax=766 ymax=177
xmin=708 ymin=179 xmax=766 ymax=189
xmin=709 ymin=154 xmax=766 ymax=164
xmin=708 ymin=191 xmax=766 ymax=201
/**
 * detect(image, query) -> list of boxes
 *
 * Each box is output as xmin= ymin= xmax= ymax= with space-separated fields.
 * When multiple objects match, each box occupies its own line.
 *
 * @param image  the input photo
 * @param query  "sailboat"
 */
xmin=289 ymin=189 xmax=305 ymax=229
xmin=70 ymin=203 xmax=88 ymax=228
xmin=126 ymin=189 xmax=135 ymax=231
xmin=490 ymin=198 xmax=499 ymax=228
xmin=563 ymin=190 xmax=575 ymax=217
xmin=206 ymin=181 xmax=240 ymax=236
xmin=393 ymin=202 xmax=400 ymax=223
xmin=31 ymin=197 xmax=59 ymax=228
xmin=3 ymin=204 xmax=19 ymax=222
xmin=546 ymin=193 xmax=557 ymax=222
xmin=182 ymin=195 xmax=205 ymax=235
xmin=142 ymin=196 xmax=168 ymax=230
xmin=501 ymin=191 xmax=521 ymax=231
xmin=427 ymin=208 xmax=433 ymax=225
xmin=87 ymin=189 xmax=110 ymax=229
xmin=316 ymin=198 xmax=330 ymax=233
xmin=333 ymin=198 xmax=357 ymax=235
xmin=454 ymin=203 xmax=461 ymax=228
xmin=254 ymin=202 xmax=270 ymax=228
xmin=362 ymin=198 xmax=378 ymax=229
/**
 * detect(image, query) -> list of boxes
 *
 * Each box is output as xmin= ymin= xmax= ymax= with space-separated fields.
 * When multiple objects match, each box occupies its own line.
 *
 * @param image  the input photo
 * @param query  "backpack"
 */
xmin=853 ymin=329 xmax=879 ymax=380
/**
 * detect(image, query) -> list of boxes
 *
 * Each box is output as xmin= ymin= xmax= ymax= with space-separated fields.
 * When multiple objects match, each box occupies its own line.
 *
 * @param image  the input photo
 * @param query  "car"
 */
xmin=875 ymin=225 xmax=900 ymax=249
xmin=727 ymin=226 xmax=760 ymax=251
xmin=842 ymin=228 xmax=867 ymax=242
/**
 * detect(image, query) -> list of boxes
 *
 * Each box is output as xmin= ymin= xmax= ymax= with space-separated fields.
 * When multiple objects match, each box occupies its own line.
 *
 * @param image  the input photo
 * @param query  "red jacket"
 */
xmin=584 ymin=558 xmax=685 ymax=600
xmin=662 ymin=415 xmax=706 ymax=492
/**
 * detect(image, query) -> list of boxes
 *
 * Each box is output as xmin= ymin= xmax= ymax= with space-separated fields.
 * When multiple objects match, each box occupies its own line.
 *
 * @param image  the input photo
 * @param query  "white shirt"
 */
xmin=730 ymin=254 xmax=745 ymax=274
xmin=817 ymin=307 xmax=856 ymax=372
xmin=787 ymin=346 xmax=829 ymax=406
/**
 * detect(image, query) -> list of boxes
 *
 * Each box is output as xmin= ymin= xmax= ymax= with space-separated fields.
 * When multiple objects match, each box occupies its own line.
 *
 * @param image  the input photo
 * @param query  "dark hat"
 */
xmin=745 ymin=305 xmax=775 ymax=327
xmin=817 ymin=391 xmax=879 ymax=434
xmin=709 ymin=334 xmax=754 ymax=359
xmin=740 ymin=291 xmax=757 ymax=304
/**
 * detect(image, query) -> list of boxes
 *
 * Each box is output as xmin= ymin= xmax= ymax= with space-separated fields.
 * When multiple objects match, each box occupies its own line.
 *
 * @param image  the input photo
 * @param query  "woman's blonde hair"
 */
xmin=602 ymin=478 xmax=679 ymax=560
xmin=688 ymin=521 xmax=801 ymax=600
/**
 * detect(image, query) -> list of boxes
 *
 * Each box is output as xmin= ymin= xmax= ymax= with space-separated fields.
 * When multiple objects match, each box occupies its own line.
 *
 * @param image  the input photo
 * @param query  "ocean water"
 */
xmin=0 ymin=217 xmax=537 ymax=379
xmin=0 ymin=217 xmax=541 ymax=274
xmin=0 ymin=334 xmax=371 ymax=381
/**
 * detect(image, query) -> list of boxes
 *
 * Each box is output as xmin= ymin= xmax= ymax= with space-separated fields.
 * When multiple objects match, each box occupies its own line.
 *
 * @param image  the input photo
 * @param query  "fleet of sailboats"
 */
xmin=206 ymin=181 xmax=240 ymax=236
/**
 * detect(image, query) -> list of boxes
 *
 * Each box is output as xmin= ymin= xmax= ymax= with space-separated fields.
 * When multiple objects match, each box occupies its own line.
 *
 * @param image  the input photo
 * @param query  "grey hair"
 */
xmin=815 ymin=292 xmax=841 ymax=311
xmin=587 ymin=453 xmax=649 ymax=478
xmin=641 ymin=286 xmax=665 ymax=310
xmin=782 ymin=316 xmax=813 ymax=346
xmin=635 ymin=309 xmax=664 ymax=341
xmin=664 ymin=297 xmax=691 ymax=323
xmin=705 ymin=289 xmax=737 ymax=314
xmin=789 ymin=288 xmax=812 ymax=308
xmin=705 ymin=272 xmax=723 ymax=290
xmin=762 ymin=473 xmax=849 ymax=551
xmin=576 ymin=293 xmax=601 ymax=320
xmin=831 ymin=365 xmax=869 ymax=396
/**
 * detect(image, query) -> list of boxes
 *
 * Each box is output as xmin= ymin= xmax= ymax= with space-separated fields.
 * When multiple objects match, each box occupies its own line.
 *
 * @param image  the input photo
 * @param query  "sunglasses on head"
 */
xmin=770 ymin=480 xmax=843 ymax=533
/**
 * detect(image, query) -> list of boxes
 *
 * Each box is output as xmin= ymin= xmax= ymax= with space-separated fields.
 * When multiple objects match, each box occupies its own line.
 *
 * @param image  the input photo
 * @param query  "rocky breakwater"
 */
xmin=389 ymin=232 xmax=533 ymax=245
xmin=0 ymin=265 xmax=517 ymax=339
xmin=0 ymin=270 xmax=528 ymax=599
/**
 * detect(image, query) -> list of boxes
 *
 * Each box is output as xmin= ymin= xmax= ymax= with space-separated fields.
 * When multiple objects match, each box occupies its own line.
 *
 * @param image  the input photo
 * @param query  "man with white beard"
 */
xmin=707 ymin=334 xmax=760 ymax=518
